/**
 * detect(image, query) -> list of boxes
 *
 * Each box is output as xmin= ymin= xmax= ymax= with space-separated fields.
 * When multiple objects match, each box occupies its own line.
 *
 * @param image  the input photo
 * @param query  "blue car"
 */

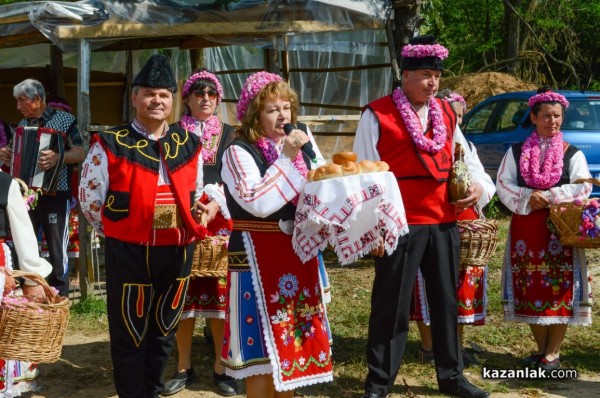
xmin=462 ymin=90 xmax=600 ymax=196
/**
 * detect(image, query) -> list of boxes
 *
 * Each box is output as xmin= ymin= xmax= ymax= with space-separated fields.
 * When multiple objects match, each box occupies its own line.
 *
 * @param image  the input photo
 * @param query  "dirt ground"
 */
xmin=27 ymin=253 xmax=600 ymax=398
xmin=28 ymin=305 xmax=600 ymax=398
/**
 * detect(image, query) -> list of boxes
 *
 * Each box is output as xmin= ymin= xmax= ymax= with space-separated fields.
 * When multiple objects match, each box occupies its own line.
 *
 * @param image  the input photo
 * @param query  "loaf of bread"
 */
xmin=341 ymin=160 xmax=360 ymax=176
xmin=358 ymin=160 xmax=379 ymax=173
xmin=375 ymin=161 xmax=390 ymax=172
xmin=312 ymin=164 xmax=343 ymax=181
xmin=332 ymin=151 xmax=358 ymax=165
xmin=306 ymin=153 xmax=390 ymax=182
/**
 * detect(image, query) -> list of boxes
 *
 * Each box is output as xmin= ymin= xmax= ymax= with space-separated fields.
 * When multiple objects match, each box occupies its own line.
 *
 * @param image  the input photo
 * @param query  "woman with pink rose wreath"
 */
xmin=220 ymin=71 xmax=331 ymax=398
xmin=163 ymin=69 xmax=238 ymax=397
xmin=497 ymin=87 xmax=593 ymax=371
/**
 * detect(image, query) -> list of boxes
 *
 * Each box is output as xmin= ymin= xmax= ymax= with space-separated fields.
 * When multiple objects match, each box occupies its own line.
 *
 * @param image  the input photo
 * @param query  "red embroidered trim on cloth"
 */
xmin=248 ymin=231 xmax=332 ymax=390
xmin=509 ymin=210 xmax=575 ymax=319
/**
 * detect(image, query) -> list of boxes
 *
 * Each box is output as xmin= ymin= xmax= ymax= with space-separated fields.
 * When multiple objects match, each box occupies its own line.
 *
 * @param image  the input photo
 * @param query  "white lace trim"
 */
xmin=502 ymin=222 xmax=593 ymax=326
xmin=274 ymin=154 xmax=305 ymax=194
xmin=517 ymin=187 xmax=534 ymax=215
xmin=180 ymin=309 xmax=225 ymax=320
xmin=241 ymin=231 xmax=333 ymax=391
xmin=204 ymin=183 xmax=231 ymax=220
xmin=224 ymin=363 xmax=273 ymax=380
xmin=242 ymin=231 xmax=281 ymax=387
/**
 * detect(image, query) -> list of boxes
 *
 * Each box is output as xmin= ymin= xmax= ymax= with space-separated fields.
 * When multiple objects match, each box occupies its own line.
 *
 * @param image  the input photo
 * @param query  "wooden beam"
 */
xmin=56 ymin=20 xmax=382 ymax=40
xmin=0 ymin=31 xmax=48 ymax=48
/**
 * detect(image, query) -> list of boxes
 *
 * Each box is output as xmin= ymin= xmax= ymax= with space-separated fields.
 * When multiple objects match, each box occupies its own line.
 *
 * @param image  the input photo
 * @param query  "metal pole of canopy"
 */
xmin=77 ymin=38 xmax=93 ymax=299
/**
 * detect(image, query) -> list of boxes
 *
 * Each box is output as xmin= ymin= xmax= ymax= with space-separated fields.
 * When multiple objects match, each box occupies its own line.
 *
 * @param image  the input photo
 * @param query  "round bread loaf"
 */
xmin=341 ymin=160 xmax=360 ymax=176
xmin=314 ymin=164 xmax=343 ymax=181
xmin=306 ymin=169 xmax=317 ymax=182
xmin=358 ymin=159 xmax=379 ymax=173
xmin=332 ymin=151 xmax=358 ymax=165
xmin=375 ymin=161 xmax=390 ymax=172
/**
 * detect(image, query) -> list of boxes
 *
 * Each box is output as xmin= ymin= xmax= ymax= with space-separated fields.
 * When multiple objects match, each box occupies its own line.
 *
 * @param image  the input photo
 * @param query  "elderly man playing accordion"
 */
xmin=0 ymin=79 xmax=84 ymax=298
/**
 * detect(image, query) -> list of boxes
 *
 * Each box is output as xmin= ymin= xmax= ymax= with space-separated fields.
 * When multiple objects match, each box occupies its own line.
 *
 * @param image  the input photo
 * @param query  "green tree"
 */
xmin=422 ymin=0 xmax=600 ymax=89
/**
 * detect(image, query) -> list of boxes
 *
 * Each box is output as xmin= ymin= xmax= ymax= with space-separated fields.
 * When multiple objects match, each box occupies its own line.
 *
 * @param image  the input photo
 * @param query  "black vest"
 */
xmin=203 ymin=123 xmax=236 ymax=185
xmin=223 ymin=124 xmax=313 ymax=223
xmin=511 ymin=142 xmax=580 ymax=188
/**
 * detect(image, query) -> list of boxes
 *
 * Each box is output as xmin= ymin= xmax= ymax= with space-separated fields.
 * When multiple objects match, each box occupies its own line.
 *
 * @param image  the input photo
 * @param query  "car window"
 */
xmin=563 ymin=100 xmax=600 ymax=130
xmin=462 ymin=101 xmax=496 ymax=134
xmin=492 ymin=100 xmax=529 ymax=132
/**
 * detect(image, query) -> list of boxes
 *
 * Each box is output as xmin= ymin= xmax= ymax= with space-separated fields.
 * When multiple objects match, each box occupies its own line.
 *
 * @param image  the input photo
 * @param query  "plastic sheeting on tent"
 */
xmin=0 ymin=0 xmax=394 ymax=156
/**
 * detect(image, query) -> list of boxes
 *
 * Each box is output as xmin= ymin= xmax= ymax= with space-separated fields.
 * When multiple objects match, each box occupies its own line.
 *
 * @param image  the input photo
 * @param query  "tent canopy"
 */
xmin=0 ymin=0 xmax=390 ymax=52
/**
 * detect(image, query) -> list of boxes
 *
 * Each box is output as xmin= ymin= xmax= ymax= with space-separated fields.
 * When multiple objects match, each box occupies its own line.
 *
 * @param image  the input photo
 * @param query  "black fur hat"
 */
xmin=401 ymin=35 xmax=448 ymax=71
xmin=132 ymin=54 xmax=177 ymax=92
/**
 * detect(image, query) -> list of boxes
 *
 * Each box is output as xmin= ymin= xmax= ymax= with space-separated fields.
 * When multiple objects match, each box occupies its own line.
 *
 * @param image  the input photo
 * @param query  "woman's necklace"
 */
xmin=180 ymin=115 xmax=222 ymax=163
xmin=519 ymin=131 xmax=564 ymax=189
xmin=392 ymin=87 xmax=447 ymax=153
xmin=255 ymin=137 xmax=308 ymax=177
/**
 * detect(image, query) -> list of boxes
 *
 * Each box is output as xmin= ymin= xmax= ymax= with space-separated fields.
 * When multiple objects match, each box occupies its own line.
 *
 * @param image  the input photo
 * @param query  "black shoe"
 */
xmin=163 ymin=368 xmax=196 ymax=396
xmin=520 ymin=353 xmax=543 ymax=367
xmin=538 ymin=356 xmax=560 ymax=371
xmin=439 ymin=377 xmax=489 ymax=398
xmin=213 ymin=372 xmax=238 ymax=396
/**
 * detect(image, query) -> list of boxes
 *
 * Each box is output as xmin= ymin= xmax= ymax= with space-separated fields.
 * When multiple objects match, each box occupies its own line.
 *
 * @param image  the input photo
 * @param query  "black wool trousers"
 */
xmin=364 ymin=222 xmax=464 ymax=396
xmin=104 ymin=238 xmax=193 ymax=398
xmin=29 ymin=195 xmax=70 ymax=297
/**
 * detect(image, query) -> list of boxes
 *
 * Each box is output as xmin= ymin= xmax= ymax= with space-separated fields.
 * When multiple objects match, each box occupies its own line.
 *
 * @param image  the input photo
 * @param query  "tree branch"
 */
xmin=501 ymin=0 xmax=580 ymax=89
xmin=477 ymin=50 xmax=557 ymax=87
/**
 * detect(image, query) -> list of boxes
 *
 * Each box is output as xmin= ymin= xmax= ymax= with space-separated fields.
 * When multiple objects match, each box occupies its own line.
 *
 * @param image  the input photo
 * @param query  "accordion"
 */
xmin=10 ymin=126 xmax=65 ymax=192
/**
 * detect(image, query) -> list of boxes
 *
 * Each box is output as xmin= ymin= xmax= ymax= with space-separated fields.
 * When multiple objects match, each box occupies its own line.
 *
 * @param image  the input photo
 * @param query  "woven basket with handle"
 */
xmin=549 ymin=200 xmax=600 ymax=248
xmin=548 ymin=178 xmax=600 ymax=248
xmin=191 ymin=213 xmax=229 ymax=278
xmin=458 ymin=219 xmax=499 ymax=266
xmin=0 ymin=270 xmax=70 ymax=363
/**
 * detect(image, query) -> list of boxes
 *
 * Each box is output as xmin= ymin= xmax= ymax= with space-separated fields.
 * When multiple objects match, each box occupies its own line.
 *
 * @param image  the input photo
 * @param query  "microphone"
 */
xmin=283 ymin=123 xmax=317 ymax=163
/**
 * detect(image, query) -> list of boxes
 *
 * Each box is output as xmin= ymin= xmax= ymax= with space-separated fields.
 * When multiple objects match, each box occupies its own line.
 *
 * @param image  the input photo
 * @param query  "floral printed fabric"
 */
xmin=502 ymin=209 xmax=592 ymax=325
xmin=222 ymin=230 xmax=332 ymax=390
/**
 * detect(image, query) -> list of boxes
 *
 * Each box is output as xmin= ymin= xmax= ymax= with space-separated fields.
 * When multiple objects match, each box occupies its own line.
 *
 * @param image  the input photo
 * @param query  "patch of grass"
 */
xmin=69 ymin=296 xmax=109 ymax=334
xmin=71 ymin=296 xmax=107 ymax=316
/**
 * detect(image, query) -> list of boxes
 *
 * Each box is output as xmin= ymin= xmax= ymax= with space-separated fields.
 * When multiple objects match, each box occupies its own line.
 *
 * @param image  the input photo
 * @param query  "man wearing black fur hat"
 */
xmin=79 ymin=54 xmax=207 ymax=397
xmin=353 ymin=36 xmax=491 ymax=398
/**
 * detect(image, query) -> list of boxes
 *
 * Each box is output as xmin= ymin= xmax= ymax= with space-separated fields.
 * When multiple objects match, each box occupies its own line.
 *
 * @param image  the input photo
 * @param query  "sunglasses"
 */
xmin=193 ymin=89 xmax=218 ymax=100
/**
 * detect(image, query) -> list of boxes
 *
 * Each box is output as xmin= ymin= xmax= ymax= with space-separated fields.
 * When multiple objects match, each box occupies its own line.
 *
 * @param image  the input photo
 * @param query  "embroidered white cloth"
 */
xmin=293 ymin=171 xmax=408 ymax=265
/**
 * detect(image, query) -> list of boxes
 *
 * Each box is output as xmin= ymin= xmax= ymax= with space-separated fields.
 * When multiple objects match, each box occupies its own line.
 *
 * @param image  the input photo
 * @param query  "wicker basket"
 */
xmin=0 ymin=271 xmax=70 ymax=363
xmin=190 ymin=214 xmax=229 ymax=278
xmin=458 ymin=219 xmax=499 ymax=266
xmin=549 ymin=200 xmax=600 ymax=248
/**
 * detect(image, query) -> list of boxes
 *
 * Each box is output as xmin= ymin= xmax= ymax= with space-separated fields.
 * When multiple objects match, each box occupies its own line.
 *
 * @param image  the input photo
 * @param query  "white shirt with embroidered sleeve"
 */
xmin=221 ymin=139 xmax=307 ymax=218
xmin=203 ymin=183 xmax=230 ymax=220
xmin=79 ymin=126 xmax=204 ymax=235
xmin=496 ymin=146 xmax=592 ymax=215
xmin=353 ymin=103 xmax=495 ymax=207
xmin=5 ymin=177 xmax=52 ymax=283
